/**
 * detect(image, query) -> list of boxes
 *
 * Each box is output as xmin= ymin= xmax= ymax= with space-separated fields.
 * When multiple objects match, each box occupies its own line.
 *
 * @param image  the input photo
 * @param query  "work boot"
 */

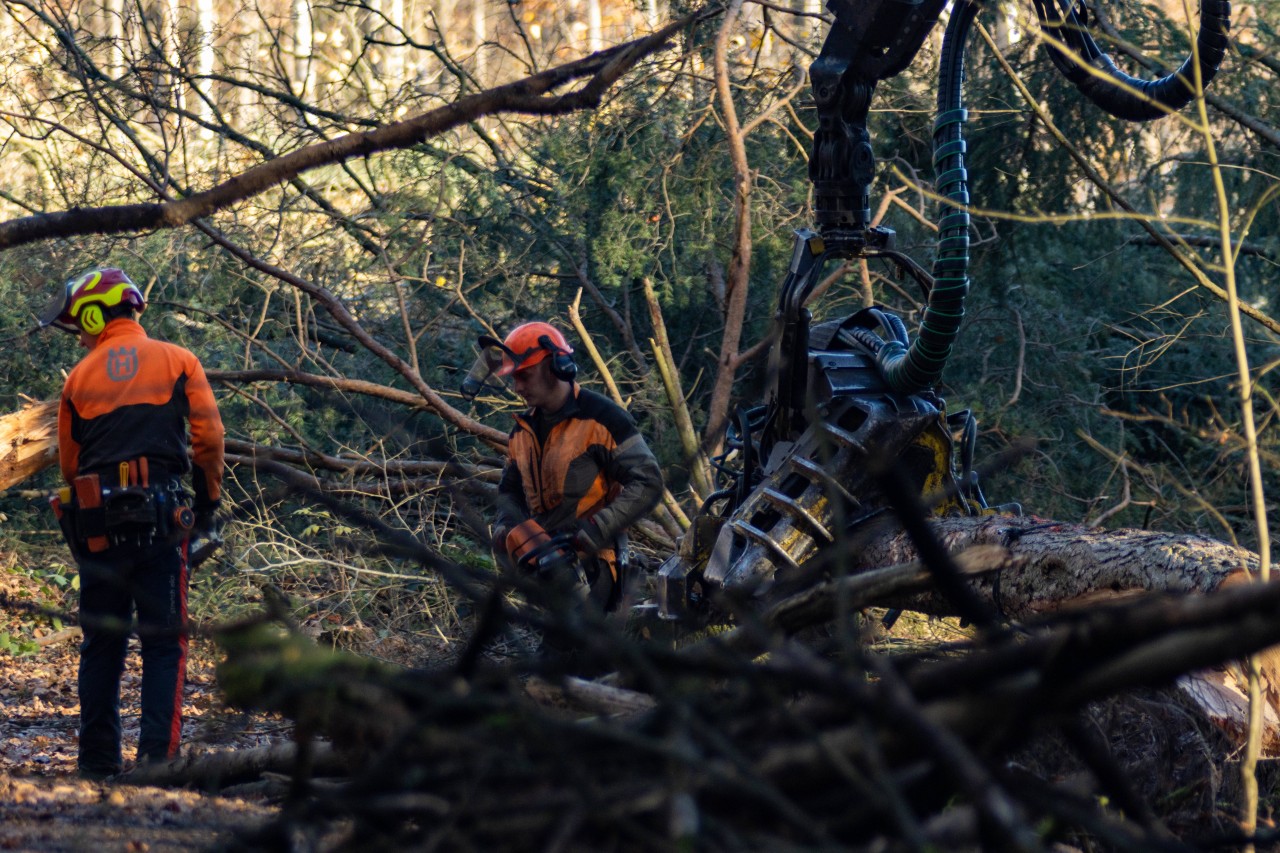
xmin=77 ymin=765 xmax=118 ymax=782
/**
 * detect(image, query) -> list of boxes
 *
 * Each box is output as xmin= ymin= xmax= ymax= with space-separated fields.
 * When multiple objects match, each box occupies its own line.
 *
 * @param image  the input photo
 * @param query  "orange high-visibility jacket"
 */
xmin=58 ymin=318 xmax=225 ymax=510
xmin=497 ymin=386 xmax=662 ymax=551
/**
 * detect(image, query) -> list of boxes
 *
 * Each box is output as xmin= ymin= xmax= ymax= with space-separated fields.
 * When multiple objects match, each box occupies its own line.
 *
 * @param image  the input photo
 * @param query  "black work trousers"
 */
xmin=76 ymin=537 xmax=189 ymax=775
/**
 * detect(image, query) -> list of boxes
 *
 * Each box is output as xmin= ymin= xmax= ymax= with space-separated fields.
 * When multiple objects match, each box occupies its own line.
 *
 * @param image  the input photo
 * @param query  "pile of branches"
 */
xmin=162 ymin=506 xmax=1280 ymax=852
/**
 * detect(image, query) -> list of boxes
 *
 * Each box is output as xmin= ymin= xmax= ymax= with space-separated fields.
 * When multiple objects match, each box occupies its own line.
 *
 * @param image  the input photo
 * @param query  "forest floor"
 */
xmin=0 ymin=537 xmax=343 ymax=853
xmin=3 ymin=543 xmax=1275 ymax=850
xmin=0 ymin=536 xmax=456 ymax=853
xmin=0 ymin=631 xmax=288 ymax=852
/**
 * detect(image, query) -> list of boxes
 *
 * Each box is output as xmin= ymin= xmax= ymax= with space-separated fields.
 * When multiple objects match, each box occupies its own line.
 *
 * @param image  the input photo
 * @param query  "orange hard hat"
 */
xmin=493 ymin=322 xmax=573 ymax=377
xmin=461 ymin=322 xmax=576 ymax=400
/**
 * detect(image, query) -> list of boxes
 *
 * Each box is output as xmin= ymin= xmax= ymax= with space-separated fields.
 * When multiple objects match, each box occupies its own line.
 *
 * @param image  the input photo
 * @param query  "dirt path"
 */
xmin=1 ymin=632 xmax=286 ymax=852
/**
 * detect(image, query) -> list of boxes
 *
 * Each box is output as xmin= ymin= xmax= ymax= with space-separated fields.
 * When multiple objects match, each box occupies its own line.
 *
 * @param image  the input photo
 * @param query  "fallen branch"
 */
xmin=123 ymin=741 xmax=342 ymax=789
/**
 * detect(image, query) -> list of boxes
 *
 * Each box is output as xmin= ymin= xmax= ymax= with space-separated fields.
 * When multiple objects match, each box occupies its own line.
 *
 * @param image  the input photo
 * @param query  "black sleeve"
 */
xmin=495 ymin=458 xmax=529 ymax=535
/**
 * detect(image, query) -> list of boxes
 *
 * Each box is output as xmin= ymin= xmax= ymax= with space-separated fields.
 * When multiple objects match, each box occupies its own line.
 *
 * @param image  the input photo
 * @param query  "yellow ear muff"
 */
xmin=79 ymin=304 xmax=105 ymax=335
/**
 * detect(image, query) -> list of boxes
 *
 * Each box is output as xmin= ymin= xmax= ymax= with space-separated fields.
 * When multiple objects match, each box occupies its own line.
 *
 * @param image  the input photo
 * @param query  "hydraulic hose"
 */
xmin=879 ymin=0 xmax=978 ymax=394
xmin=1032 ymin=0 xmax=1230 ymax=122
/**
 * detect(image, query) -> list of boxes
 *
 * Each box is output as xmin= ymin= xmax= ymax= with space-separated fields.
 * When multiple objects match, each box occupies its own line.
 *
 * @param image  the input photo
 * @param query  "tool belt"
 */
xmin=49 ymin=458 xmax=195 ymax=554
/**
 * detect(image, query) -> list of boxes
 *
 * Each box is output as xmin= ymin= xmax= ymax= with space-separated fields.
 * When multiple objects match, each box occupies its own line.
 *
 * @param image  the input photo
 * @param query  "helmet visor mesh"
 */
xmin=37 ymin=289 xmax=78 ymax=334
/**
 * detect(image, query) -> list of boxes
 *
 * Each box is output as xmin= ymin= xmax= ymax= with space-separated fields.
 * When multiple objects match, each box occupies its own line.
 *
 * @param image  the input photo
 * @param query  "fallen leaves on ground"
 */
xmin=1 ymin=567 xmax=290 ymax=852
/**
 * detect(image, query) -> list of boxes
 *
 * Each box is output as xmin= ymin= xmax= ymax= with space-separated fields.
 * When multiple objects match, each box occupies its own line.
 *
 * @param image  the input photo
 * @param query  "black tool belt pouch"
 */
xmin=102 ymin=487 xmax=157 ymax=532
xmin=68 ymin=480 xmax=189 ymax=546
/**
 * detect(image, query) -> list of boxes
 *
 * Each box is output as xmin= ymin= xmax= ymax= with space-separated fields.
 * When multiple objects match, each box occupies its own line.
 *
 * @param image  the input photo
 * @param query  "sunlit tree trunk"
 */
xmin=472 ymin=0 xmax=487 ymax=83
xmin=237 ymin=25 xmax=261 ymax=127
xmin=104 ymin=0 xmax=125 ymax=76
xmin=805 ymin=0 xmax=822 ymax=42
xmin=588 ymin=0 xmax=602 ymax=52
xmin=702 ymin=0 xmax=753 ymax=452
xmin=367 ymin=0 xmax=407 ymax=89
xmin=196 ymin=0 xmax=216 ymax=136
xmin=385 ymin=0 xmax=406 ymax=86
xmin=164 ymin=0 xmax=185 ymax=115
xmin=755 ymin=0 xmax=772 ymax=60
xmin=294 ymin=0 xmax=315 ymax=99
xmin=435 ymin=0 xmax=456 ymax=36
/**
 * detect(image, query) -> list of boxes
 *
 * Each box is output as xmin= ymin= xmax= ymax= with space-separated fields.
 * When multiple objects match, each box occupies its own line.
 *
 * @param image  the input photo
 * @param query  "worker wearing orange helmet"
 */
xmin=469 ymin=321 xmax=663 ymax=618
xmin=40 ymin=267 xmax=225 ymax=780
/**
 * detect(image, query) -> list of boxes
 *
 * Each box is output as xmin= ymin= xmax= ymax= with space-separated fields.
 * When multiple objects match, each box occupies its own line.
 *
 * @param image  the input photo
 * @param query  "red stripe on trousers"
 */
xmin=167 ymin=538 xmax=190 ymax=758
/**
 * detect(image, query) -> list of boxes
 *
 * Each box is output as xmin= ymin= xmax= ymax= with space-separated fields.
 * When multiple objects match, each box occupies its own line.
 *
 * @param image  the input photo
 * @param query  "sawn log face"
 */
xmin=0 ymin=400 xmax=58 ymax=494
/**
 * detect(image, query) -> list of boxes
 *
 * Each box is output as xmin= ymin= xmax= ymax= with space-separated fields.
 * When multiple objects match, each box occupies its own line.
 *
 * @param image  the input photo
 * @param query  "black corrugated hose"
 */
xmin=1032 ymin=0 xmax=1230 ymax=122
xmin=879 ymin=0 xmax=979 ymax=394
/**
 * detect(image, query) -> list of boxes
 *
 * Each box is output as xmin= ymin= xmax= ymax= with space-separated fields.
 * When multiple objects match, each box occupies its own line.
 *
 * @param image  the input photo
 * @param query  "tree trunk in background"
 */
xmin=472 ymin=0 xmax=488 ymax=84
xmin=196 ymin=0 xmax=216 ymax=135
xmin=164 ymin=0 xmax=185 ymax=115
xmin=588 ymin=0 xmax=603 ymax=53
xmin=646 ymin=0 xmax=661 ymax=31
xmin=294 ymin=0 xmax=315 ymax=100
xmin=702 ymin=0 xmax=753 ymax=454
xmin=104 ymin=0 xmax=125 ymax=76
xmin=237 ymin=23 xmax=260 ymax=125
xmin=386 ymin=0 xmax=406 ymax=87
xmin=800 ymin=0 xmax=822 ymax=54
xmin=365 ymin=0 xmax=408 ymax=93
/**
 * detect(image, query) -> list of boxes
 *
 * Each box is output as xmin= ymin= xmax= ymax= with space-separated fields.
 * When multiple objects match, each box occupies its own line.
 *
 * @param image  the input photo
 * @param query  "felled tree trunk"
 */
xmin=849 ymin=513 xmax=1259 ymax=619
xmin=844 ymin=512 xmax=1273 ymax=750
xmin=0 ymin=400 xmax=58 ymax=492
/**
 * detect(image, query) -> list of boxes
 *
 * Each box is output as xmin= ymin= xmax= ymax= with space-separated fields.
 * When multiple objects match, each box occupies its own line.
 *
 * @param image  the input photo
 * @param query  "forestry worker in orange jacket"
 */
xmin=478 ymin=322 xmax=663 ymax=615
xmin=40 ymin=267 xmax=224 ymax=780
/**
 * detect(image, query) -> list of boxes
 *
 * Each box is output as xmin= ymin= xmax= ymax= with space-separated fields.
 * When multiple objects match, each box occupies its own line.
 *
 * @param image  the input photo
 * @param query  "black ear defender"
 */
xmin=539 ymin=334 xmax=578 ymax=382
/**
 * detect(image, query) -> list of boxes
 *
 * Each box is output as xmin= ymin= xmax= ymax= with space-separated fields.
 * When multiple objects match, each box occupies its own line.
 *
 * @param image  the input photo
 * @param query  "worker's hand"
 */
xmin=491 ymin=525 xmax=511 ymax=555
xmin=188 ymin=507 xmax=224 ymax=570
xmin=193 ymin=507 xmax=221 ymax=539
xmin=572 ymin=519 xmax=606 ymax=555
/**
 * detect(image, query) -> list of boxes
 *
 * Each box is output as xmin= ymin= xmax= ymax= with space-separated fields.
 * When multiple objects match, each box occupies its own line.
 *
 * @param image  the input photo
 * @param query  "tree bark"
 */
xmin=702 ymin=0 xmax=753 ymax=454
xmin=845 ymin=513 xmax=1259 ymax=620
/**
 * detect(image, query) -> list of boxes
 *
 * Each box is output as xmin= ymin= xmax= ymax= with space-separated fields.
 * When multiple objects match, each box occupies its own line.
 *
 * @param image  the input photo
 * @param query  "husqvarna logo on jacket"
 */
xmin=106 ymin=346 xmax=138 ymax=381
